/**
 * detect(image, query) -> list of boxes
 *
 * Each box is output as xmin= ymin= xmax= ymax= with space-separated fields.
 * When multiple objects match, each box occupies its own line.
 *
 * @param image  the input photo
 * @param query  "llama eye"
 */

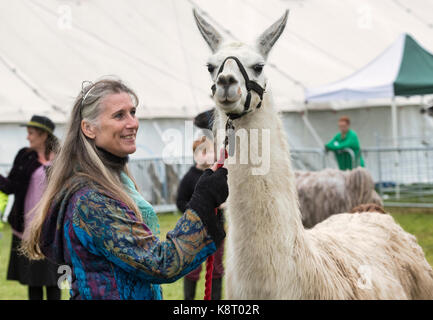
xmin=207 ymin=64 xmax=216 ymax=73
xmin=253 ymin=64 xmax=264 ymax=74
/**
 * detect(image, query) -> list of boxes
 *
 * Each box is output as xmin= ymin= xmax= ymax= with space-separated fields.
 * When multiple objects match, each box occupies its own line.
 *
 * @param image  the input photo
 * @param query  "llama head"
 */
xmin=193 ymin=9 xmax=288 ymax=117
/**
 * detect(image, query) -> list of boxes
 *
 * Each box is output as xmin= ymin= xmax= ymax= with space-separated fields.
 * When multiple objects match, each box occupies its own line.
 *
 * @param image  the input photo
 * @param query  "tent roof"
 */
xmin=395 ymin=34 xmax=433 ymax=96
xmin=2 ymin=0 xmax=433 ymax=122
xmin=305 ymin=33 xmax=433 ymax=103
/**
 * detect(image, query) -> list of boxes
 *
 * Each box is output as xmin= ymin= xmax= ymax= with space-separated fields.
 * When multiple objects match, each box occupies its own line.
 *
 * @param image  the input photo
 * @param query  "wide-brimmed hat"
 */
xmin=20 ymin=115 xmax=55 ymax=135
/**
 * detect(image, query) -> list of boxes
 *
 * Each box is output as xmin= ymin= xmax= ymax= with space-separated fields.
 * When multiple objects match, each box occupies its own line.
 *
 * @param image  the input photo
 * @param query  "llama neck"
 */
xmin=218 ymin=93 xmax=305 ymax=251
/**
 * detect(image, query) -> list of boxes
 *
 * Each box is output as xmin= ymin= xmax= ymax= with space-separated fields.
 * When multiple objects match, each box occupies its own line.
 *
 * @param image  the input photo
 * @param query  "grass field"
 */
xmin=0 ymin=207 xmax=432 ymax=300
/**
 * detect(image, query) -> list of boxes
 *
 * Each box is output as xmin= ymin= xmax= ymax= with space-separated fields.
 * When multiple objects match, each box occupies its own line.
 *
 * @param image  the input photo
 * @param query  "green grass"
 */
xmin=386 ymin=207 xmax=433 ymax=266
xmin=159 ymin=212 xmax=218 ymax=300
xmin=1 ymin=209 xmax=432 ymax=300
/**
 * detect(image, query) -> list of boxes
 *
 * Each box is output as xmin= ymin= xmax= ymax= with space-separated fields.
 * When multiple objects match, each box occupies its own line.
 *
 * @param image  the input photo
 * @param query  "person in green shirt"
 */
xmin=325 ymin=116 xmax=365 ymax=170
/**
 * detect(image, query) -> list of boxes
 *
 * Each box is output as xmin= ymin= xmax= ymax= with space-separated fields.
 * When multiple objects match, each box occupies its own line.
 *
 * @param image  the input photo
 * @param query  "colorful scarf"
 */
xmin=121 ymin=172 xmax=160 ymax=236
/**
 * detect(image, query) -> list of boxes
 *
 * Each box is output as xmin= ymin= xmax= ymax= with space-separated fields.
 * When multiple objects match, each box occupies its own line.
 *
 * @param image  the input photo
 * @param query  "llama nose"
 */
xmin=217 ymin=74 xmax=238 ymax=88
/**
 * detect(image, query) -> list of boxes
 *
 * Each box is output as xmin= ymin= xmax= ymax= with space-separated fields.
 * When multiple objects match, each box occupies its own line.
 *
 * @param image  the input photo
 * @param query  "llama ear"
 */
xmin=256 ymin=10 xmax=289 ymax=59
xmin=193 ymin=8 xmax=223 ymax=53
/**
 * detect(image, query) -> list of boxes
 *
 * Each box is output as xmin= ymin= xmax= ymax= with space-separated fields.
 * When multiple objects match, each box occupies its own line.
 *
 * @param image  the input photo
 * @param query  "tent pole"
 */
xmin=301 ymin=109 xmax=324 ymax=148
xmin=301 ymin=109 xmax=327 ymax=169
xmin=391 ymin=96 xmax=398 ymax=147
xmin=391 ymin=95 xmax=400 ymax=199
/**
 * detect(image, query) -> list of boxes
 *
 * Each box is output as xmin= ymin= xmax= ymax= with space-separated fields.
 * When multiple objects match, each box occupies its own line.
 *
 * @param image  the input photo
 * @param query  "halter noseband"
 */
xmin=211 ymin=56 xmax=266 ymax=120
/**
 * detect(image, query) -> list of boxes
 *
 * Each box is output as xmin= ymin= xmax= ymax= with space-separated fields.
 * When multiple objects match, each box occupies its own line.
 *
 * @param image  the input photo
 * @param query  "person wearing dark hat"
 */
xmin=0 ymin=114 xmax=61 ymax=300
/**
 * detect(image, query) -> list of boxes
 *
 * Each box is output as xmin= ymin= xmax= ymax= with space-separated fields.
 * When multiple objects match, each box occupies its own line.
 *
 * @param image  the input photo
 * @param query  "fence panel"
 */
xmin=362 ymin=147 xmax=433 ymax=205
xmin=128 ymin=157 xmax=193 ymax=212
xmin=1 ymin=146 xmax=432 ymax=210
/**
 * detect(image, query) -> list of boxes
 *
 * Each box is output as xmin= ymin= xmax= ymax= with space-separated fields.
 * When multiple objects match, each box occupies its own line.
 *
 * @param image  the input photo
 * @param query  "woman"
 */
xmin=0 ymin=115 xmax=60 ymax=300
xmin=177 ymin=136 xmax=225 ymax=300
xmin=22 ymin=79 xmax=228 ymax=300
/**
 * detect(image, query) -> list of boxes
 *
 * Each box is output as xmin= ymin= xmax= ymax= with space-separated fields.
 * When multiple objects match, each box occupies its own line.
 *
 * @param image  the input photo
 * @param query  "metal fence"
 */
xmin=362 ymin=147 xmax=433 ymax=206
xmin=128 ymin=157 xmax=193 ymax=213
xmin=1 ymin=145 xmax=432 ymax=211
xmin=291 ymin=146 xmax=433 ymax=207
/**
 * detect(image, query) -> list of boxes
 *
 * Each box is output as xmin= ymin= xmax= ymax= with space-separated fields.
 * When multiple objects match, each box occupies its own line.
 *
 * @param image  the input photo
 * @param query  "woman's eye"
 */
xmin=207 ymin=64 xmax=215 ymax=73
xmin=253 ymin=64 xmax=264 ymax=74
xmin=115 ymin=113 xmax=124 ymax=119
xmin=131 ymin=109 xmax=136 ymax=116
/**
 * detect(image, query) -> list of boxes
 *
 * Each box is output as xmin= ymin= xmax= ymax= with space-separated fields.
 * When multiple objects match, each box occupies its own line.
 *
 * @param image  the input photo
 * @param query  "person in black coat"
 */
xmin=177 ymin=136 xmax=225 ymax=300
xmin=0 ymin=115 xmax=61 ymax=300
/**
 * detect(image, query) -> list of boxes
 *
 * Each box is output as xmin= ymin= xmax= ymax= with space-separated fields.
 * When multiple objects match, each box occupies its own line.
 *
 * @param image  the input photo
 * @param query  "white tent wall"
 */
xmin=282 ymin=105 xmax=427 ymax=150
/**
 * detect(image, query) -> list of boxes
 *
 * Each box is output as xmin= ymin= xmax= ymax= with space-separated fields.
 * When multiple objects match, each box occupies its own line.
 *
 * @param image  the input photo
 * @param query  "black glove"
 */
xmin=187 ymin=167 xmax=228 ymax=247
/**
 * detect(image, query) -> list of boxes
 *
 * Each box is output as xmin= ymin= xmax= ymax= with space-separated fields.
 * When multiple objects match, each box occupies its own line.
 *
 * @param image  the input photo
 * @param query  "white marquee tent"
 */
xmin=1 ymin=0 xmax=433 ymax=166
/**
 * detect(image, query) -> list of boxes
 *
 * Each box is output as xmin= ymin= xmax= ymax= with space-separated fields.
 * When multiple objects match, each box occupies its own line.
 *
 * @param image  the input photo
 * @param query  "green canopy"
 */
xmin=395 ymin=34 xmax=433 ymax=96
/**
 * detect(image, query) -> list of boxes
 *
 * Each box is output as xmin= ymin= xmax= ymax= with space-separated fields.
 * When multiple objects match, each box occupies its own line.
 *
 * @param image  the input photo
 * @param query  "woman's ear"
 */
xmin=81 ymin=120 xmax=96 ymax=139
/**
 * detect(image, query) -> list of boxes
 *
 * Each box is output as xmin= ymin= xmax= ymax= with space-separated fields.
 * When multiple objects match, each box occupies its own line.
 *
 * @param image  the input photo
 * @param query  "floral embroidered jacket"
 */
xmin=40 ymin=177 xmax=216 ymax=300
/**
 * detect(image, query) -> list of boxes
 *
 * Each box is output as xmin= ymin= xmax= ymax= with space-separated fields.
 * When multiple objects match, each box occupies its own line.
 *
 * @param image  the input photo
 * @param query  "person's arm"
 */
xmin=0 ymin=148 xmax=32 ymax=194
xmin=335 ymin=131 xmax=360 ymax=150
xmin=325 ymin=134 xmax=339 ymax=151
xmin=326 ymin=132 xmax=359 ymax=151
xmin=72 ymin=168 xmax=228 ymax=284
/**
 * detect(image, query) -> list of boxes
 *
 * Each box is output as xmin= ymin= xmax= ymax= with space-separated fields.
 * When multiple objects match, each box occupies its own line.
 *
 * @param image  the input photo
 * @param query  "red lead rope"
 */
xmin=204 ymin=147 xmax=228 ymax=300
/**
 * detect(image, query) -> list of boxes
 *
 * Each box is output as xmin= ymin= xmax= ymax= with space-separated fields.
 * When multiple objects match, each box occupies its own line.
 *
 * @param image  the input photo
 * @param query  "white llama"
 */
xmin=193 ymin=9 xmax=433 ymax=299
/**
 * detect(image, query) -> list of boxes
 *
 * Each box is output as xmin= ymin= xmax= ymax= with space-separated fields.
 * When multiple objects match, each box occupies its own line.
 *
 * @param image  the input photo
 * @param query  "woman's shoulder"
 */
xmin=68 ymin=181 xmax=128 ymax=215
xmin=69 ymin=183 xmax=111 ymax=206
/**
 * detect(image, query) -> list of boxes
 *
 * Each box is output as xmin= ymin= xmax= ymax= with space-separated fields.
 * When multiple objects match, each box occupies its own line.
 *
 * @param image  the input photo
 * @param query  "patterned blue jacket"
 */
xmin=40 ymin=177 xmax=216 ymax=299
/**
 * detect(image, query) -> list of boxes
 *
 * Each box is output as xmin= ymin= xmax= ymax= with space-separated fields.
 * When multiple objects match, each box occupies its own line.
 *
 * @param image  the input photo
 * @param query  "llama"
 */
xmin=295 ymin=167 xmax=383 ymax=228
xmin=193 ymin=9 xmax=433 ymax=299
xmin=350 ymin=203 xmax=386 ymax=214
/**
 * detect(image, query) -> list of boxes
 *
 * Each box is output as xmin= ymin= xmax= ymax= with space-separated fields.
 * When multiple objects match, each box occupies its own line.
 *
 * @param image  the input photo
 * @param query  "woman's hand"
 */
xmin=186 ymin=164 xmax=228 ymax=247
xmin=191 ymin=166 xmax=228 ymax=210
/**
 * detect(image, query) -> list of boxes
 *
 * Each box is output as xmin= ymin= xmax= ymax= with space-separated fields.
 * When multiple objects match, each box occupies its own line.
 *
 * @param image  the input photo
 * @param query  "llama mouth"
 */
xmin=221 ymin=99 xmax=233 ymax=105
xmin=218 ymin=97 xmax=240 ymax=107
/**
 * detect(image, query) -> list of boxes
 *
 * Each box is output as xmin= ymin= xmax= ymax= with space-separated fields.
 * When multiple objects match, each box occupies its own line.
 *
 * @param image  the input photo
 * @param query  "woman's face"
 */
xmin=27 ymin=127 xmax=47 ymax=151
xmin=93 ymin=92 xmax=139 ymax=157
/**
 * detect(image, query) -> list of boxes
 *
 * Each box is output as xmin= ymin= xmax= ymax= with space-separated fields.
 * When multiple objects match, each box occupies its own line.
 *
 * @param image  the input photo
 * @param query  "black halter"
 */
xmin=211 ymin=56 xmax=265 ymax=120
